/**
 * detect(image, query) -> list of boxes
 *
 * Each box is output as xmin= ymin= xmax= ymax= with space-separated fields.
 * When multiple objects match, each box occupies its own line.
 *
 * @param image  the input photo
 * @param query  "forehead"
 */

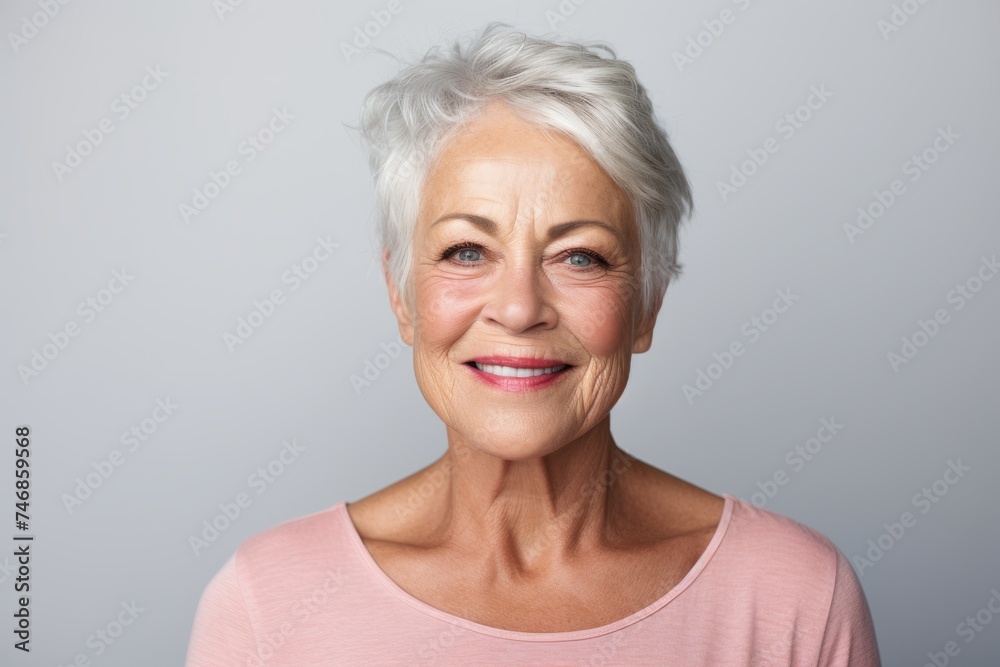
xmin=419 ymin=102 xmax=632 ymax=231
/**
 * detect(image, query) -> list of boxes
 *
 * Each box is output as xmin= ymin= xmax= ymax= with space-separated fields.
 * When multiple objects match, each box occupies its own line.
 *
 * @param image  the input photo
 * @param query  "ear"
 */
xmin=631 ymin=288 xmax=664 ymax=354
xmin=383 ymin=247 xmax=414 ymax=347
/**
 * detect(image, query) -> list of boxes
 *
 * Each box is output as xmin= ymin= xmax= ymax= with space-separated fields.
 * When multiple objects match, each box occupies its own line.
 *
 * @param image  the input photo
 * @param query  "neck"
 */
xmin=426 ymin=416 xmax=639 ymax=576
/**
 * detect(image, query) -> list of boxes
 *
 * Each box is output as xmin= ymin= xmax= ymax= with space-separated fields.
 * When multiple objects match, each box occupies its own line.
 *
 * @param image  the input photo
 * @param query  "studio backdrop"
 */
xmin=1 ymin=0 xmax=998 ymax=665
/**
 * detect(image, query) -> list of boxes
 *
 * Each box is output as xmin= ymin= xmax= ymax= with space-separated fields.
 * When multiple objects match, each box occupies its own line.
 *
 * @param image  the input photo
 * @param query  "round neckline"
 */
xmin=336 ymin=493 xmax=736 ymax=642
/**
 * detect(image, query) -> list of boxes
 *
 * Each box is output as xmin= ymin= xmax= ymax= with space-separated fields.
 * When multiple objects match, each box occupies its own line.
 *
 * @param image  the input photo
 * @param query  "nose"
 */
xmin=480 ymin=258 xmax=557 ymax=334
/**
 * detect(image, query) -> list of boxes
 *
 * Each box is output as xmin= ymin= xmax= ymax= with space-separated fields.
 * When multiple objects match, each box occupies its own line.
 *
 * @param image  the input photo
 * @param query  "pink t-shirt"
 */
xmin=185 ymin=493 xmax=880 ymax=665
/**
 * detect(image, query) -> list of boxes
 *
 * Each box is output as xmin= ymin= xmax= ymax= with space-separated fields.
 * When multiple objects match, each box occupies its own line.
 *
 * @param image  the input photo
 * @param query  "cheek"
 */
xmin=414 ymin=278 xmax=480 ymax=344
xmin=563 ymin=289 xmax=632 ymax=357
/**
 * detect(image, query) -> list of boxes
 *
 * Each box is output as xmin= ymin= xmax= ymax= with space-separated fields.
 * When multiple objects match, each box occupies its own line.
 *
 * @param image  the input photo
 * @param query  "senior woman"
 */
xmin=186 ymin=23 xmax=880 ymax=665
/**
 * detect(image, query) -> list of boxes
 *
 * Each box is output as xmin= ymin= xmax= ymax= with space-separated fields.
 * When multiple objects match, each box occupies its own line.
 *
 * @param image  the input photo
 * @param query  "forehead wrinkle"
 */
xmin=419 ymin=115 xmax=634 ymax=251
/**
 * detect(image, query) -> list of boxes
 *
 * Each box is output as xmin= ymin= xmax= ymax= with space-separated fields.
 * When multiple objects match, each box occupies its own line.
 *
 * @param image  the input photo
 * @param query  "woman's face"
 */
xmin=386 ymin=101 xmax=659 ymax=460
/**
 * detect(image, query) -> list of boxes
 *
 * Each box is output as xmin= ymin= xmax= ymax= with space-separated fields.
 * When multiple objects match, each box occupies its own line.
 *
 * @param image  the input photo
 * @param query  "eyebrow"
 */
xmin=430 ymin=213 xmax=624 ymax=243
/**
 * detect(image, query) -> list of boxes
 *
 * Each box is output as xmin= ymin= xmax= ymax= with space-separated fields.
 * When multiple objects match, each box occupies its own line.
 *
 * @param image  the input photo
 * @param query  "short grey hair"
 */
xmin=356 ymin=22 xmax=693 ymax=321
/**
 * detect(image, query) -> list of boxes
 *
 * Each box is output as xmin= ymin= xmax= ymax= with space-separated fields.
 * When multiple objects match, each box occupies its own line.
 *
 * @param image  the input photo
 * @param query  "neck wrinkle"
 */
xmin=433 ymin=417 xmax=635 ymax=578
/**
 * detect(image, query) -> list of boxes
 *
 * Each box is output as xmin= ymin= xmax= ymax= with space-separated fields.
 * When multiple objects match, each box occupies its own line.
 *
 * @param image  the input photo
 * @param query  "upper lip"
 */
xmin=466 ymin=355 xmax=570 ymax=369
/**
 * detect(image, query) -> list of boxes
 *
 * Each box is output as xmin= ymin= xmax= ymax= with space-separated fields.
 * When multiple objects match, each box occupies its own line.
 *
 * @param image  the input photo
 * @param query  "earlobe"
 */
xmin=383 ymin=247 xmax=415 ymax=346
xmin=632 ymin=291 xmax=663 ymax=354
xmin=632 ymin=320 xmax=654 ymax=354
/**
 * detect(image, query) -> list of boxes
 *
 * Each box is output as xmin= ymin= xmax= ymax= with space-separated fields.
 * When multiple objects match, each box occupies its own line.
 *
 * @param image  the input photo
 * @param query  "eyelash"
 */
xmin=437 ymin=241 xmax=609 ymax=272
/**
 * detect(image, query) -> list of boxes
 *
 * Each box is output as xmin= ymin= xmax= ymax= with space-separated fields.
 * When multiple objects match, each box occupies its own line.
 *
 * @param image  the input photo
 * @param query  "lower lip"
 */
xmin=465 ymin=363 xmax=572 ymax=392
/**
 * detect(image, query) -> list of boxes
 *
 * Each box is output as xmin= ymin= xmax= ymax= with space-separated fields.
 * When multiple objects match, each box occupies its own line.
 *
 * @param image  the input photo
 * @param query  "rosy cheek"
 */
xmin=564 ymin=292 xmax=629 ymax=356
xmin=416 ymin=278 xmax=481 ymax=335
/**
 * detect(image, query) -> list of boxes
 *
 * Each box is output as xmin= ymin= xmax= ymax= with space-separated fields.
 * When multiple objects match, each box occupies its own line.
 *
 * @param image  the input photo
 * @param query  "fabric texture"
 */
xmin=185 ymin=493 xmax=881 ymax=666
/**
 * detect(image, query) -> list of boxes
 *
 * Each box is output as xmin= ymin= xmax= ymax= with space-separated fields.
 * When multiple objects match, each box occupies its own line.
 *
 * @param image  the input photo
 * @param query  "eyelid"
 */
xmin=438 ymin=241 xmax=609 ymax=270
xmin=437 ymin=240 xmax=483 ymax=262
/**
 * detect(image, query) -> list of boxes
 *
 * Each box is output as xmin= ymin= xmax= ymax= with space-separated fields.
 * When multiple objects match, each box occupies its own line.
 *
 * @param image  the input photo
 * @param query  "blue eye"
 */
xmin=564 ymin=249 xmax=609 ymax=271
xmin=438 ymin=242 xmax=482 ymax=263
xmin=438 ymin=242 xmax=609 ymax=272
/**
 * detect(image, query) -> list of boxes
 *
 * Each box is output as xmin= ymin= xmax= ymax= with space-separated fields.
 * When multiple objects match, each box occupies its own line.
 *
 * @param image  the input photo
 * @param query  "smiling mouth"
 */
xmin=464 ymin=361 xmax=570 ymax=377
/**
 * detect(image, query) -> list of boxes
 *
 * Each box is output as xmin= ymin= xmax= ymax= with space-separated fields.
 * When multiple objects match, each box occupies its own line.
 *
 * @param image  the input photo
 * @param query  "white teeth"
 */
xmin=473 ymin=363 xmax=568 ymax=377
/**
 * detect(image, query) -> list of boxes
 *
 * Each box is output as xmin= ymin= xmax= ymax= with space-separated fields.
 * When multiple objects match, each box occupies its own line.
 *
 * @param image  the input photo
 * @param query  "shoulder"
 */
xmin=228 ymin=502 xmax=352 ymax=595
xmin=725 ymin=496 xmax=841 ymax=565
xmin=691 ymin=498 xmax=880 ymax=663
xmin=712 ymin=496 xmax=847 ymax=608
xmin=188 ymin=503 xmax=355 ymax=664
xmin=721 ymin=499 xmax=881 ymax=662
xmin=240 ymin=503 xmax=343 ymax=551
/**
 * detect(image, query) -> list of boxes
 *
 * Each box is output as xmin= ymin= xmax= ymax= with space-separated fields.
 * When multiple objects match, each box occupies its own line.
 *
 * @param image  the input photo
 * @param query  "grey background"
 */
xmin=1 ymin=0 xmax=998 ymax=664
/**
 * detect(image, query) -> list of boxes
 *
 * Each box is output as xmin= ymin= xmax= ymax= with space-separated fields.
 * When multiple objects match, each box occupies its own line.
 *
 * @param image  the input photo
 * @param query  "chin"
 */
xmin=468 ymin=432 xmax=569 ymax=461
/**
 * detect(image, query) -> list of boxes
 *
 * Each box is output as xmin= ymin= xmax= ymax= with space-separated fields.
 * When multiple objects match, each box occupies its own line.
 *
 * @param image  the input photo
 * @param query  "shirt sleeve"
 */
xmin=185 ymin=551 xmax=260 ymax=667
xmin=816 ymin=548 xmax=882 ymax=666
